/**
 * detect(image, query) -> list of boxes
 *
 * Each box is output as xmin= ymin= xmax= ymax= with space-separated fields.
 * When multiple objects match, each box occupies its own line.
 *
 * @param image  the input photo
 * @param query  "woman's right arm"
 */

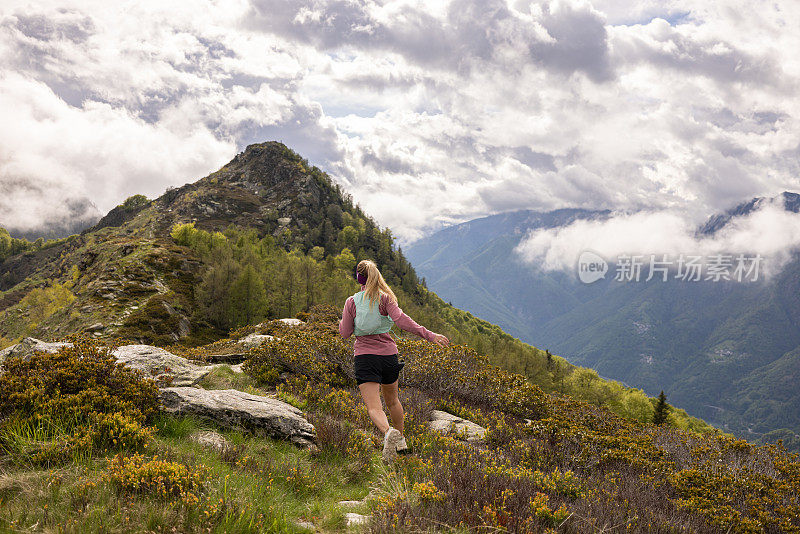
xmin=384 ymin=296 xmax=449 ymax=346
xmin=339 ymin=297 xmax=355 ymax=339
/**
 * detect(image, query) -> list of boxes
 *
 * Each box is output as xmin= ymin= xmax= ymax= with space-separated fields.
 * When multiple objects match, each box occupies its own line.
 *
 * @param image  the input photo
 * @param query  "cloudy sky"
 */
xmin=2 ymin=0 xmax=799 ymax=244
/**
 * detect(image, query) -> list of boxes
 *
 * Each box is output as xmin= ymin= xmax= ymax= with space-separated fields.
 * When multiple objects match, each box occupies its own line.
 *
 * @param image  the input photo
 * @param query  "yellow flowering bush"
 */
xmin=103 ymin=453 xmax=208 ymax=507
xmin=412 ymin=481 xmax=446 ymax=503
xmin=0 ymin=337 xmax=158 ymax=465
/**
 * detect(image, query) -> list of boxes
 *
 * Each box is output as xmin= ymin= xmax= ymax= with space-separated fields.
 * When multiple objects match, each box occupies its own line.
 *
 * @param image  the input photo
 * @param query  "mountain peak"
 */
xmin=121 ymin=140 xmax=345 ymax=238
xmin=781 ymin=191 xmax=800 ymax=212
xmin=215 ymin=141 xmax=311 ymax=188
xmin=698 ymin=190 xmax=800 ymax=235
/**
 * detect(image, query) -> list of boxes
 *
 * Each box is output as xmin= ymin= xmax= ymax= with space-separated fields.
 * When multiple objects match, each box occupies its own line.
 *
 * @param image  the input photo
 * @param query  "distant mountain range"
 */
xmin=406 ymin=192 xmax=800 ymax=444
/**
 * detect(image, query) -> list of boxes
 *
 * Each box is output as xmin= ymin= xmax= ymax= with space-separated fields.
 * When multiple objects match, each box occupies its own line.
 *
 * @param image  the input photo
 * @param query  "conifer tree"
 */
xmin=653 ymin=390 xmax=670 ymax=425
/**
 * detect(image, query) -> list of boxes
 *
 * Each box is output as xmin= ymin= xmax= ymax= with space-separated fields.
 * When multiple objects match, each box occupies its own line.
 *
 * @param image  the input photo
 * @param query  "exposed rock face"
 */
xmin=278 ymin=318 xmax=304 ymax=327
xmin=159 ymin=387 xmax=316 ymax=447
xmin=111 ymin=345 xmax=215 ymax=386
xmin=0 ymin=337 xmax=73 ymax=365
xmin=428 ymin=410 xmax=486 ymax=443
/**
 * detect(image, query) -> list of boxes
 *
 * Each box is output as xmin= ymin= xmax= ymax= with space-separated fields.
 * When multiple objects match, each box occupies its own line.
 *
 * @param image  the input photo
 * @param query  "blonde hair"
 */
xmin=356 ymin=259 xmax=398 ymax=311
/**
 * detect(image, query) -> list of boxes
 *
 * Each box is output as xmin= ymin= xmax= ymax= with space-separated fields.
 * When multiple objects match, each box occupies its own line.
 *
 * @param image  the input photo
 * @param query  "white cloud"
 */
xmin=0 ymin=72 xmax=234 ymax=231
xmin=514 ymin=198 xmax=800 ymax=277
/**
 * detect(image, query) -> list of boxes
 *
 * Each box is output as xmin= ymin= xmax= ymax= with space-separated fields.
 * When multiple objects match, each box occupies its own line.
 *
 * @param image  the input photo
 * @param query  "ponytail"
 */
xmin=356 ymin=259 xmax=397 ymax=311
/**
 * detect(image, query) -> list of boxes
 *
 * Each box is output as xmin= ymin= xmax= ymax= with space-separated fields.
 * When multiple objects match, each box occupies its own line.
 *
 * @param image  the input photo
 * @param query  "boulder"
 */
xmin=345 ymin=513 xmax=369 ymax=526
xmin=159 ymin=387 xmax=316 ymax=447
xmin=112 ymin=345 xmax=216 ymax=386
xmin=202 ymin=352 xmax=248 ymax=364
xmin=202 ymin=334 xmax=275 ymax=364
xmin=0 ymin=337 xmax=72 ymax=366
xmin=240 ymin=333 xmax=275 ymax=348
xmin=278 ymin=318 xmax=304 ymax=327
xmin=428 ymin=410 xmax=486 ymax=443
xmin=189 ymin=430 xmax=233 ymax=454
xmin=294 ymin=520 xmax=315 ymax=531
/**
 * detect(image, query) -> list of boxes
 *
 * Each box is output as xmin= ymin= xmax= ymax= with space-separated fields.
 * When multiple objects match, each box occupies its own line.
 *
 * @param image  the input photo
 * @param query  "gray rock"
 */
xmin=0 ymin=337 xmax=72 ymax=366
xmin=294 ymin=520 xmax=315 ymax=531
xmin=240 ymin=333 xmax=275 ymax=348
xmin=202 ymin=352 xmax=248 ymax=364
xmin=159 ymin=387 xmax=316 ymax=447
xmin=278 ymin=318 xmax=304 ymax=327
xmin=344 ymin=513 xmax=370 ymax=526
xmin=338 ymin=500 xmax=363 ymax=508
xmin=84 ymin=323 xmax=105 ymax=332
xmin=189 ymin=430 xmax=232 ymax=454
xmin=112 ymin=345 xmax=215 ymax=386
xmin=428 ymin=410 xmax=486 ymax=443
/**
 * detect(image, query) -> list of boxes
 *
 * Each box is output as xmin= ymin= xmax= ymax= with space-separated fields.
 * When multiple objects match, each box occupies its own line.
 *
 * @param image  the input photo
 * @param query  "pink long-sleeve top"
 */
xmin=339 ymin=286 xmax=437 ymax=355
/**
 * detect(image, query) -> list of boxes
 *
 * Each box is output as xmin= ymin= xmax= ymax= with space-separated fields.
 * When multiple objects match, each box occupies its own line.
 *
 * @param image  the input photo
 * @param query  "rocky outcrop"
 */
xmin=0 ymin=337 xmax=73 ymax=365
xmin=159 ymin=387 xmax=316 ymax=447
xmin=428 ymin=410 xmax=486 ymax=443
xmin=111 ymin=345 xmax=216 ymax=386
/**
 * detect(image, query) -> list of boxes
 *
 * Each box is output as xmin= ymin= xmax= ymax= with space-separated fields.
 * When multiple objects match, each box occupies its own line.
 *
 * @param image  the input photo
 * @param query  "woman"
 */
xmin=339 ymin=259 xmax=449 ymax=462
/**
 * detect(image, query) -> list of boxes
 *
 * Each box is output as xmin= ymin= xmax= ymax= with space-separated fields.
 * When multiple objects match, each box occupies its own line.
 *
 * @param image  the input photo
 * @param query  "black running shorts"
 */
xmin=354 ymin=353 xmax=405 ymax=385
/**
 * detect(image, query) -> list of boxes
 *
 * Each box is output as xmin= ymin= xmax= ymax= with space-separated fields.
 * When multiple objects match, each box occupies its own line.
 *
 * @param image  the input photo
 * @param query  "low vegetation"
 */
xmin=0 ymin=337 xmax=379 ymax=533
xmin=1 ymin=309 xmax=798 ymax=532
xmin=247 ymin=311 xmax=800 ymax=533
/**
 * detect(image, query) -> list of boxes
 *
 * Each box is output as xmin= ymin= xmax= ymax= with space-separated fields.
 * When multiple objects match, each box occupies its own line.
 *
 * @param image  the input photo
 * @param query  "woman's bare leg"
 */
xmin=358 ymin=382 xmax=390 ymax=434
xmin=380 ymin=380 xmax=404 ymax=433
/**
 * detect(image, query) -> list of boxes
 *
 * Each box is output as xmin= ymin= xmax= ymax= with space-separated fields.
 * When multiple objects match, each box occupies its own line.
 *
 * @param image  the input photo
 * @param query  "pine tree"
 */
xmin=653 ymin=390 xmax=670 ymax=425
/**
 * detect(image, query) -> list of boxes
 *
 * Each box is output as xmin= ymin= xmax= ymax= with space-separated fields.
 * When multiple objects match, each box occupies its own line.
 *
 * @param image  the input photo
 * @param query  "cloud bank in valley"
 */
xmin=514 ymin=196 xmax=800 ymax=278
xmin=1 ymin=0 xmax=799 ymax=243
